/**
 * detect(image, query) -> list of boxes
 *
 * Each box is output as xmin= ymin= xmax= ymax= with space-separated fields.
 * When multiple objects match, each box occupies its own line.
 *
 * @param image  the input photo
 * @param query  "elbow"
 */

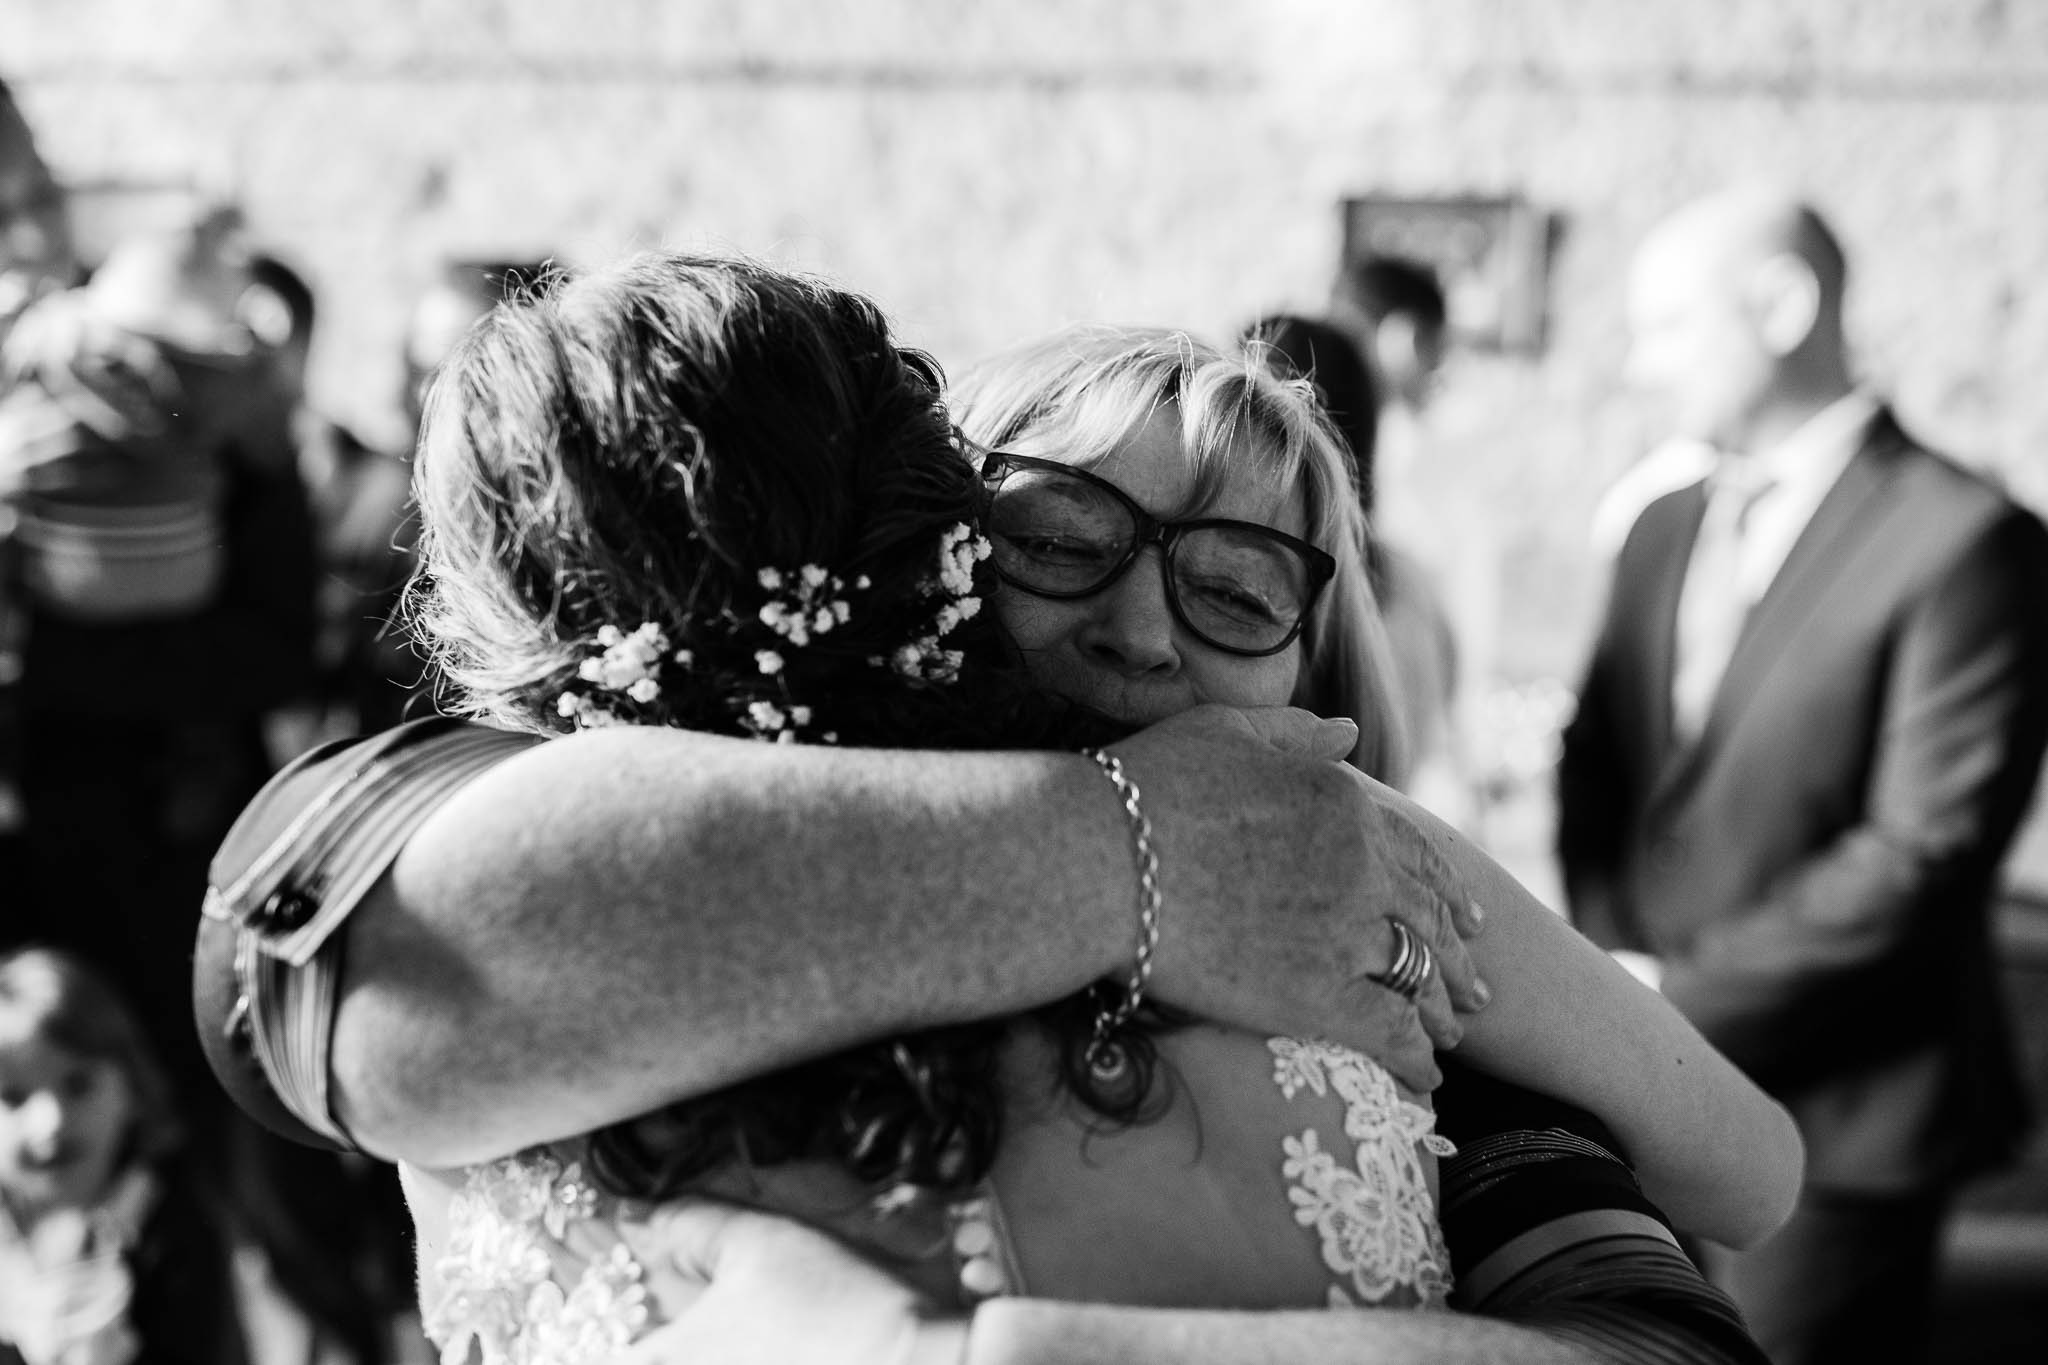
xmin=329 ymin=1001 xmax=483 ymax=1166
xmin=329 ymin=970 xmax=547 ymax=1166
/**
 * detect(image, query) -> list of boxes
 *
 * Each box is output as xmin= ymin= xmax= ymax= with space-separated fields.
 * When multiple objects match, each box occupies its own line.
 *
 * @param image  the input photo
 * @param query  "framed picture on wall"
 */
xmin=1340 ymin=193 xmax=1551 ymax=354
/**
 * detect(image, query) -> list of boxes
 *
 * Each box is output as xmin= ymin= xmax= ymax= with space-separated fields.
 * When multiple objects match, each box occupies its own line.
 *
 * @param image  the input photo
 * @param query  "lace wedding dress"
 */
xmin=408 ymin=1023 xmax=1453 ymax=1365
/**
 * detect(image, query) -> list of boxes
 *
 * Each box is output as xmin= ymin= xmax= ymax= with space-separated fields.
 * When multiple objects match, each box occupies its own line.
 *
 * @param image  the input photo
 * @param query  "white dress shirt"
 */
xmin=1670 ymin=390 xmax=1877 ymax=740
xmin=1714 ymin=391 xmax=1878 ymax=610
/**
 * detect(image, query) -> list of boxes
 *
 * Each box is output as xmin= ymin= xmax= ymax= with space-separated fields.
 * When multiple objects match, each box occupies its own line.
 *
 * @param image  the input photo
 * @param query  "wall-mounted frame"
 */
xmin=1340 ymin=193 xmax=1551 ymax=355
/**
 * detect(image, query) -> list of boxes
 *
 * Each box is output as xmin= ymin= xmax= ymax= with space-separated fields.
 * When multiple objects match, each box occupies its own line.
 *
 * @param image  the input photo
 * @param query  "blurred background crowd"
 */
xmin=2 ymin=2 xmax=2047 ymax=1362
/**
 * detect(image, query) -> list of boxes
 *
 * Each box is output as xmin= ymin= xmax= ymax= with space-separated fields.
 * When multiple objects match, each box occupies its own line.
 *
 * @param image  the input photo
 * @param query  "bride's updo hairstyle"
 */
xmin=407 ymin=252 xmax=1119 ymax=1204
xmin=412 ymin=251 xmax=1063 ymax=754
xmin=953 ymin=326 xmax=1408 ymax=784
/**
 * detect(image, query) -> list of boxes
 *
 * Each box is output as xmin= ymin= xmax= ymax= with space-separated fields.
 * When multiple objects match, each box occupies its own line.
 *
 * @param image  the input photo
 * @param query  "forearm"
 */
xmin=334 ymin=730 xmax=1134 ymax=1163
xmin=1437 ymin=808 xmax=1801 ymax=1248
xmin=326 ymin=707 xmax=1480 ymax=1165
xmin=969 ymin=1300 xmax=1590 ymax=1365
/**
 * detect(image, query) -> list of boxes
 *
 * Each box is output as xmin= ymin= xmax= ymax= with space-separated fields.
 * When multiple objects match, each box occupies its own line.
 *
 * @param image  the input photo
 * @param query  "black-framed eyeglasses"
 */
xmin=979 ymin=451 xmax=1335 ymax=657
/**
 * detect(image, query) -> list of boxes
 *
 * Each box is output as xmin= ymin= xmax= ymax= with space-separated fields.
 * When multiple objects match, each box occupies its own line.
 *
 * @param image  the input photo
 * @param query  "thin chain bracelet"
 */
xmin=1082 ymin=747 xmax=1161 ymax=1066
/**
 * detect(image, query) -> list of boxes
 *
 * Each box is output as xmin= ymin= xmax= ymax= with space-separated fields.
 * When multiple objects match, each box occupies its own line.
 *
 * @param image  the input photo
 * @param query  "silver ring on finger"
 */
xmin=1369 ymin=919 xmax=1434 ymax=1002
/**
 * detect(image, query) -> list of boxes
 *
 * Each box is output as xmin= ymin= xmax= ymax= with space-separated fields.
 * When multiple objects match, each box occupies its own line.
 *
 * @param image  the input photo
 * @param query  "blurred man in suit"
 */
xmin=1558 ymin=186 xmax=2048 ymax=1364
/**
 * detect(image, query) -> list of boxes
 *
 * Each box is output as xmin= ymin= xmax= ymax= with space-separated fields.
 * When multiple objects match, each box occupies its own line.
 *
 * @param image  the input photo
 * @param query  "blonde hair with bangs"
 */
xmin=953 ymin=326 xmax=1410 ymax=783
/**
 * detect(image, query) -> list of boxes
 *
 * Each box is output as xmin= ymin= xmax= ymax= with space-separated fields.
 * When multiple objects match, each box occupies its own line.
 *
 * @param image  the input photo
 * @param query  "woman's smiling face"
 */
xmin=993 ymin=408 xmax=1308 ymax=728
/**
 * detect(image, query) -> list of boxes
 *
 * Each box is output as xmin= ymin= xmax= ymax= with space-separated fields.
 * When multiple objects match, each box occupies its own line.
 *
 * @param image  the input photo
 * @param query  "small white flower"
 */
xmin=811 ymin=607 xmax=836 ymax=635
xmin=855 ymin=575 xmax=872 ymax=589
xmin=755 ymin=649 xmax=784 ymax=675
xmin=596 ymin=625 xmax=624 ymax=647
xmin=625 ymin=622 xmax=670 ymax=654
xmin=758 ymin=568 xmax=783 ymax=590
xmin=789 ymin=706 xmax=813 ymax=726
xmin=556 ymin=693 xmax=580 ymax=718
xmin=577 ymin=658 xmax=605 ymax=682
xmin=673 ymin=649 xmax=694 ymax=666
xmin=626 ymin=677 xmax=662 ymax=704
xmin=801 ymin=564 xmax=829 ymax=588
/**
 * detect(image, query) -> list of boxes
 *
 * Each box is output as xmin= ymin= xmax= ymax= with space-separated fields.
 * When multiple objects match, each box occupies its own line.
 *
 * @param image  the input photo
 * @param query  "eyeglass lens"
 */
xmin=987 ymin=465 xmax=1313 ymax=653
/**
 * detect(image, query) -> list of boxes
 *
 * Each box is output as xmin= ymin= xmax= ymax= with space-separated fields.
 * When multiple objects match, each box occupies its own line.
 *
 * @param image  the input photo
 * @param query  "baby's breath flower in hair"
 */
xmin=556 ymin=525 xmax=991 ymax=742
xmin=558 ymin=622 xmax=676 ymax=729
xmin=758 ymin=563 xmax=859 ymax=648
xmin=874 ymin=523 xmax=990 ymax=687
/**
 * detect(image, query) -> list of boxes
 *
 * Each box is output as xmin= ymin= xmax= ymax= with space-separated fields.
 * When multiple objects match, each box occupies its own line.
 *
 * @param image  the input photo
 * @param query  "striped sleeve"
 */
xmin=193 ymin=718 xmax=542 ymax=1150
xmin=1435 ymin=1063 xmax=1767 ymax=1365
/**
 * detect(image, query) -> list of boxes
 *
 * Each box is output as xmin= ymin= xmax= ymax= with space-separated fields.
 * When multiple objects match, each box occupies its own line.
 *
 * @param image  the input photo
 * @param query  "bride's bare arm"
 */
xmin=620 ymin=1201 xmax=1767 ymax=1365
xmin=1392 ymin=795 xmax=1803 ymax=1248
xmin=307 ymin=707 xmax=1484 ymax=1166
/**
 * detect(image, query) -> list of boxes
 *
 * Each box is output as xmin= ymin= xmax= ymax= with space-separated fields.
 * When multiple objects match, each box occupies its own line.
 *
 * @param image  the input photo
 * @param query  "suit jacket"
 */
xmin=1559 ymin=409 xmax=2048 ymax=1194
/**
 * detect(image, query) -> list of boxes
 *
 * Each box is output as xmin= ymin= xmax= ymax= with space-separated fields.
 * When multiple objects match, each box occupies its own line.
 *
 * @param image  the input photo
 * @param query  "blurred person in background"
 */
xmin=0 ymin=80 xmax=72 ymax=329
xmin=0 ymin=76 xmax=78 ymax=883
xmin=1328 ymin=256 xmax=1445 ymax=417
xmin=0 ymin=202 xmax=315 ymax=1129
xmin=1244 ymin=313 xmax=1460 ymax=812
xmin=1557 ymin=185 xmax=2048 ymax=1365
xmin=0 ymin=79 xmax=407 ymax=1365
xmin=0 ymin=947 xmax=250 ymax=1365
xmin=239 ymin=252 xmax=422 ymax=747
xmin=1324 ymin=258 xmax=1487 ymax=829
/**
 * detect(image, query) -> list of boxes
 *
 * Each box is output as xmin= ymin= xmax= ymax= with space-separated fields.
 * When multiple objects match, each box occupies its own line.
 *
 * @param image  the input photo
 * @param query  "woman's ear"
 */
xmin=1748 ymin=252 xmax=1821 ymax=358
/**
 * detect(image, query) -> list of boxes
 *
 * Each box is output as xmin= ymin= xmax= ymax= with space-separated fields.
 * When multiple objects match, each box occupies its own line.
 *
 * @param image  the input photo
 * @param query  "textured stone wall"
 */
xmin=7 ymin=0 xmax=2048 ymax=686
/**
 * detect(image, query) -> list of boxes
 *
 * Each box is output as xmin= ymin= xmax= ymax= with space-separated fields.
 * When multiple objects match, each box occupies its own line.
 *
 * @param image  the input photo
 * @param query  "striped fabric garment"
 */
xmin=1439 ymin=1095 xmax=1765 ymax=1365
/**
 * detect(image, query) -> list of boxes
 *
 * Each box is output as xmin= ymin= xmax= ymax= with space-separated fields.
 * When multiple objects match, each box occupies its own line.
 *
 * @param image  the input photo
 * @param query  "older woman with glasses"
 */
xmin=198 ymin=260 xmax=1796 ymax=1364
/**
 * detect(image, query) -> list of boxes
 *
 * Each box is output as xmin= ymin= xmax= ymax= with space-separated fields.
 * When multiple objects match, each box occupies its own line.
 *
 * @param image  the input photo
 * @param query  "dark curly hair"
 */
xmin=407 ymin=252 xmax=1168 ymax=1204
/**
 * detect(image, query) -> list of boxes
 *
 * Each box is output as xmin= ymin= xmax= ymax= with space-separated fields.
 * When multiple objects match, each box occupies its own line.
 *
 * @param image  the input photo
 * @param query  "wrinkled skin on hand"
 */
xmin=1107 ymin=705 xmax=1487 ymax=1093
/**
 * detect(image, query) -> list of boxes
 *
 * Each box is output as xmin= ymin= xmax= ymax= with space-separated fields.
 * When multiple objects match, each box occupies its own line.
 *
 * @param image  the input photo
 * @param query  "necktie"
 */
xmin=1671 ymin=460 xmax=1776 ymax=742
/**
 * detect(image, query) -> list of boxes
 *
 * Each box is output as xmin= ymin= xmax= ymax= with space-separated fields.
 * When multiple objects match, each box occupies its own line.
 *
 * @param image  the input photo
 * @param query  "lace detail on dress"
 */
xmin=422 ymin=1152 xmax=651 ymax=1365
xmin=1269 ymin=1037 xmax=1455 ymax=1308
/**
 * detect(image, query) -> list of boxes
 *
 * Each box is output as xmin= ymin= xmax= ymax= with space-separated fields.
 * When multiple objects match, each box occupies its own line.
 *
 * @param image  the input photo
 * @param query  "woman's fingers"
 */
xmin=1230 ymin=705 xmax=1361 ymax=761
xmin=1395 ymin=828 xmax=1489 ymax=1017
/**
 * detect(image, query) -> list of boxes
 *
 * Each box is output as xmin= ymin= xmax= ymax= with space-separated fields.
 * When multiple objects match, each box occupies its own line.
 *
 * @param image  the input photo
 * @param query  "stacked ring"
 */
xmin=1369 ymin=919 xmax=1435 ymax=1002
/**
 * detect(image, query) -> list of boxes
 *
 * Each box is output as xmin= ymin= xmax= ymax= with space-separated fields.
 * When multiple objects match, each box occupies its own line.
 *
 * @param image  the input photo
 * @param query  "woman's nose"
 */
xmin=1079 ymin=547 xmax=1181 ymax=674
